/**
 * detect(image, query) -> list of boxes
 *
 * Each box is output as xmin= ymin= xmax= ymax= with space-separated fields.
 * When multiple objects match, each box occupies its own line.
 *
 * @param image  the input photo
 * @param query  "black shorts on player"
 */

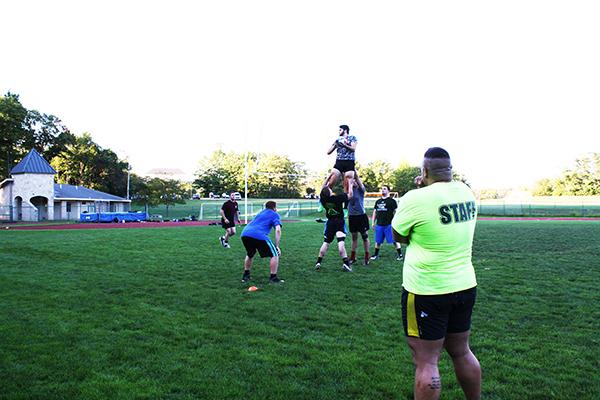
xmin=221 ymin=218 xmax=235 ymax=229
xmin=241 ymin=236 xmax=278 ymax=258
xmin=323 ymin=218 xmax=346 ymax=243
xmin=348 ymin=214 xmax=369 ymax=234
xmin=401 ymin=287 xmax=477 ymax=340
xmin=333 ymin=159 xmax=355 ymax=174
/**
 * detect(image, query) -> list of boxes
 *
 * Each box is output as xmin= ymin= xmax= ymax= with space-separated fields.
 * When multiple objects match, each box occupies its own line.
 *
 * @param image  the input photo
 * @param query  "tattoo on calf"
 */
xmin=429 ymin=376 xmax=441 ymax=390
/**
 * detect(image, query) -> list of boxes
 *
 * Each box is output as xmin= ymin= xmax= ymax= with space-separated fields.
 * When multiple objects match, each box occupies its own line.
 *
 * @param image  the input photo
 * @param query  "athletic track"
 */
xmin=2 ymin=217 xmax=598 ymax=231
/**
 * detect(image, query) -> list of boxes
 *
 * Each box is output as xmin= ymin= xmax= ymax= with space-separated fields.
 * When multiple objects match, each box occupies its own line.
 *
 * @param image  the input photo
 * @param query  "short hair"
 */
xmin=265 ymin=201 xmax=276 ymax=210
xmin=320 ymin=187 xmax=331 ymax=199
xmin=424 ymin=147 xmax=450 ymax=159
xmin=339 ymin=124 xmax=350 ymax=133
xmin=381 ymin=185 xmax=389 ymax=191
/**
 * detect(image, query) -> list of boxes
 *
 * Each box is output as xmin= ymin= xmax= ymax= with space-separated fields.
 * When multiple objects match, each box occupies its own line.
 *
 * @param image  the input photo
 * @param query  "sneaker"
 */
xmin=219 ymin=236 xmax=225 ymax=247
xmin=349 ymin=258 xmax=356 ymax=265
xmin=241 ymin=274 xmax=251 ymax=283
xmin=315 ymin=262 xmax=321 ymax=270
xmin=396 ymin=253 xmax=404 ymax=261
xmin=342 ymin=263 xmax=353 ymax=272
xmin=364 ymin=257 xmax=370 ymax=266
xmin=370 ymin=255 xmax=379 ymax=260
xmin=269 ymin=276 xmax=285 ymax=283
xmin=224 ymin=242 xmax=231 ymax=249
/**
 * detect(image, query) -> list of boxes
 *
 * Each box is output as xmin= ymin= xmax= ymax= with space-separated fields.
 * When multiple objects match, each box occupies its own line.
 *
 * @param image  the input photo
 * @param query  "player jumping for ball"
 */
xmin=326 ymin=124 xmax=357 ymax=188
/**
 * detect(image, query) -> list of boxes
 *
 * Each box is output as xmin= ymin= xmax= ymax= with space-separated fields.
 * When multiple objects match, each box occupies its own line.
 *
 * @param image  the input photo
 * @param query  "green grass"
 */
xmin=1 ymin=221 xmax=599 ymax=399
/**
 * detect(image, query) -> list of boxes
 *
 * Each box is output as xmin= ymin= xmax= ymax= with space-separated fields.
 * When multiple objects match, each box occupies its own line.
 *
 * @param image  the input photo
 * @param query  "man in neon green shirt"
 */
xmin=392 ymin=147 xmax=481 ymax=400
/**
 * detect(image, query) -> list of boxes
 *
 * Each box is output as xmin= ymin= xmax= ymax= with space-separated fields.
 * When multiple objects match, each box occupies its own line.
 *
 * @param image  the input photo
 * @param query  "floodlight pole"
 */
xmin=126 ymin=162 xmax=131 ymax=200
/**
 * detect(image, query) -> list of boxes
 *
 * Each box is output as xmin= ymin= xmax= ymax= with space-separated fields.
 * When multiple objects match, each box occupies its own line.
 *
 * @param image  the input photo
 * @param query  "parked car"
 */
xmin=192 ymin=194 xmax=201 ymax=200
xmin=221 ymin=192 xmax=242 ymax=200
xmin=148 ymin=214 xmax=163 ymax=222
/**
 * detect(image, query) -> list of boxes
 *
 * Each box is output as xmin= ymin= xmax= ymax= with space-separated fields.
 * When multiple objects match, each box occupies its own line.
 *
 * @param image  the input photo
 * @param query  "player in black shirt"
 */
xmin=220 ymin=192 xmax=240 ymax=248
xmin=315 ymin=177 xmax=354 ymax=272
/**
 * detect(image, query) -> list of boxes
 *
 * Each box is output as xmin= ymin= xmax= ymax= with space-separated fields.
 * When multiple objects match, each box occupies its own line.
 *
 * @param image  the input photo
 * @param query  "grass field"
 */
xmin=1 ymin=220 xmax=599 ymax=399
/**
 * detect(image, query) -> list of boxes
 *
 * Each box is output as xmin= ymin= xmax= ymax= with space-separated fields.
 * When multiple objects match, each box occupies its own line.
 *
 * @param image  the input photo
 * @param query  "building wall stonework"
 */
xmin=12 ymin=174 xmax=55 ymax=203
xmin=11 ymin=174 xmax=55 ymax=221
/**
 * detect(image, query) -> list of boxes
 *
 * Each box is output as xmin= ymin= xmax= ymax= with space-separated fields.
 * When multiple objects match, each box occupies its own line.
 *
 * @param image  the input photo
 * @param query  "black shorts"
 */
xmin=323 ymin=218 xmax=346 ymax=243
xmin=241 ymin=236 xmax=278 ymax=258
xmin=401 ymin=287 xmax=477 ymax=340
xmin=348 ymin=214 xmax=369 ymax=234
xmin=333 ymin=160 xmax=355 ymax=174
xmin=221 ymin=218 xmax=235 ymax=229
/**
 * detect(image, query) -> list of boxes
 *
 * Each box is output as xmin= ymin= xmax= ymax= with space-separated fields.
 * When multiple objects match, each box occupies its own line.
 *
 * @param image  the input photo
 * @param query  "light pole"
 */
xmin=126 ymin=162 xmax=131 ymax=200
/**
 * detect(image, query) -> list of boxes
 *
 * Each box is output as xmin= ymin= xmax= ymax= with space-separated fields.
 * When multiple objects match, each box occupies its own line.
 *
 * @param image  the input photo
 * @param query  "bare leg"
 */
xmin=444 ymin=331 xmax=481 ymax=400
xmin=351 ymin=232 xmax=359 ymax=254
xmin=363 ymin=236 xmax=370 ymax=254
xmin=327 ymin=168 xmax=341 ymax=187
xmin=319 ymin=242 xmax=329 ymax=257
xmin=269 ymin=256 xmax=279 ymax=275
xmin=336 ymin=234 xmax=347 ymax=259
xmin=244 ymin=255 xmax=252 ymax=272
xmin=407 ymin=337 xmax=444 ymax=400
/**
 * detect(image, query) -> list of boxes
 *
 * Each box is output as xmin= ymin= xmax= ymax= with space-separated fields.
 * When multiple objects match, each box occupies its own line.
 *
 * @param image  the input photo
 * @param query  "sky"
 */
xmin=2 ymin=0 xmax=599 ymax=190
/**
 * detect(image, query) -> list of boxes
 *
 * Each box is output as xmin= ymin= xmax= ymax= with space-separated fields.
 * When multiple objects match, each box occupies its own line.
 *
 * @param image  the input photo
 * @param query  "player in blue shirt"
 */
xmin=240 ymin=201 xmax=284 ymax=283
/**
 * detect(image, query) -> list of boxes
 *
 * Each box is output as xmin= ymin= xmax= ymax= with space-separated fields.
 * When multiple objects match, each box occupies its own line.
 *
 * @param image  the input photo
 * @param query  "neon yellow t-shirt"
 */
xmin=392 ymin=181 xmax=477 ymax=295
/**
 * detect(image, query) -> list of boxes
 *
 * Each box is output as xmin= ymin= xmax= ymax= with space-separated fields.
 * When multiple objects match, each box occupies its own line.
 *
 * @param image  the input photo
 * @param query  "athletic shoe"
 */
xmin=349 ymin=258 xmax=356 ymax=265
xmin=224 ymin=242 xmax=231 ymax=249
xmin=269 ymin=276 xmax=285 ymax=283
xmin=370 ymin=255 xmax=379 ymax=260
xmin=315 ymin=262 xmax=321 ymax=270
xmin=364 ymin=257 xmax=370 ymax=266
xmin=342 ymin=263 xmax=353 ymax=272
xmin=241 ymin=274 xmax=251 ymax=283
xmin=219 ymin=236 xmax=225 ymax=247
xmin=396 ymin=254 xmax=404 ymax=261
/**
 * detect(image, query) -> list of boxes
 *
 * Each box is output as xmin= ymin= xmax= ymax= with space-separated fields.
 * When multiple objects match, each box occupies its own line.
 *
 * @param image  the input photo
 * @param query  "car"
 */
xmin=148 ymin=214 xmax=163 ymax=222
xmin=221 ymin=192 xmax=242 ymax=200
xmin=192 ymin=194 xmax=201 ymax=200
xmin=304 ymin=193 xmax=318 ymax=199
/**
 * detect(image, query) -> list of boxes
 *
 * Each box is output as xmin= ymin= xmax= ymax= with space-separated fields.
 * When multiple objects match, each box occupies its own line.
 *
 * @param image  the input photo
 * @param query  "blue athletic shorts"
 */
xmin=375 ymin=225 xmax=394 ymax=245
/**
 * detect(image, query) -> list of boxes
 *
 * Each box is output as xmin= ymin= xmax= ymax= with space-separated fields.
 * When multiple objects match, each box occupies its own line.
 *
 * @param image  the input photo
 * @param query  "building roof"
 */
xmin=54 ymin=183 xmax=130 ymax=202
xmin=0 ymin=178 xmax=14 ymax=189
xmin=10 ymin=148 xmax=57 ymax=175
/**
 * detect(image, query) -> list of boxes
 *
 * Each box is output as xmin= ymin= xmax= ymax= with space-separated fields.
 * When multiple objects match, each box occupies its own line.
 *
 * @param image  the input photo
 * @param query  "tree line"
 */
xmin=3 ymin=92 xmax=599 ymax=203
xmin=1 ymin=92 xmax=189 ymax=210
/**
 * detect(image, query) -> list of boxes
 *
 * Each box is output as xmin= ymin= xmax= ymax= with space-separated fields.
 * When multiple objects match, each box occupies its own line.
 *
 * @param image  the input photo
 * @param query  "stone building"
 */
xmin=0 ymin=149 xmax=130 ymax=222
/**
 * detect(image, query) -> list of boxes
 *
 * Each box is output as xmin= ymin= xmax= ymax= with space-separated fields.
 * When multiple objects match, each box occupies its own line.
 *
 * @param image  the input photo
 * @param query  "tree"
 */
xmin=0 ymin=92 xmax=29 ymax=178
xmin=50 ymin=133 xmax=129 ymax=197
xmin=532 ymin=179 xmax=554 ymax=196
xmin=358 ymin=160 xmax=395 ymax=192
xmin=532 ymin=153 xmax=600 ymax=196
xmin=193 ymin=150 xmax=242 ymax=196
xmin=0 ymin=92 xmax=75 ymax=178
xmin=150 ymin=178 xmax=188 ymax=216
xmin=194 ymin=150 xmax=306 ymax=198
xmin=391 ymin=162 xmax=421 ymax=196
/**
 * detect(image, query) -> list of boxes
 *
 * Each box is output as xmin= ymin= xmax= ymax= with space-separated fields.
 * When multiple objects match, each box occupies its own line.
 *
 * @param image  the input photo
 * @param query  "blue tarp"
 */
xmin=80 ymin=211 xmax=147 ymax=223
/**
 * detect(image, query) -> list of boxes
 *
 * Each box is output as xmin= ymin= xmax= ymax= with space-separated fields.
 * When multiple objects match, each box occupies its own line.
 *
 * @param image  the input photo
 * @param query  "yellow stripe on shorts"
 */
xmin=407 ymin=293 xmax=420 ymax=337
